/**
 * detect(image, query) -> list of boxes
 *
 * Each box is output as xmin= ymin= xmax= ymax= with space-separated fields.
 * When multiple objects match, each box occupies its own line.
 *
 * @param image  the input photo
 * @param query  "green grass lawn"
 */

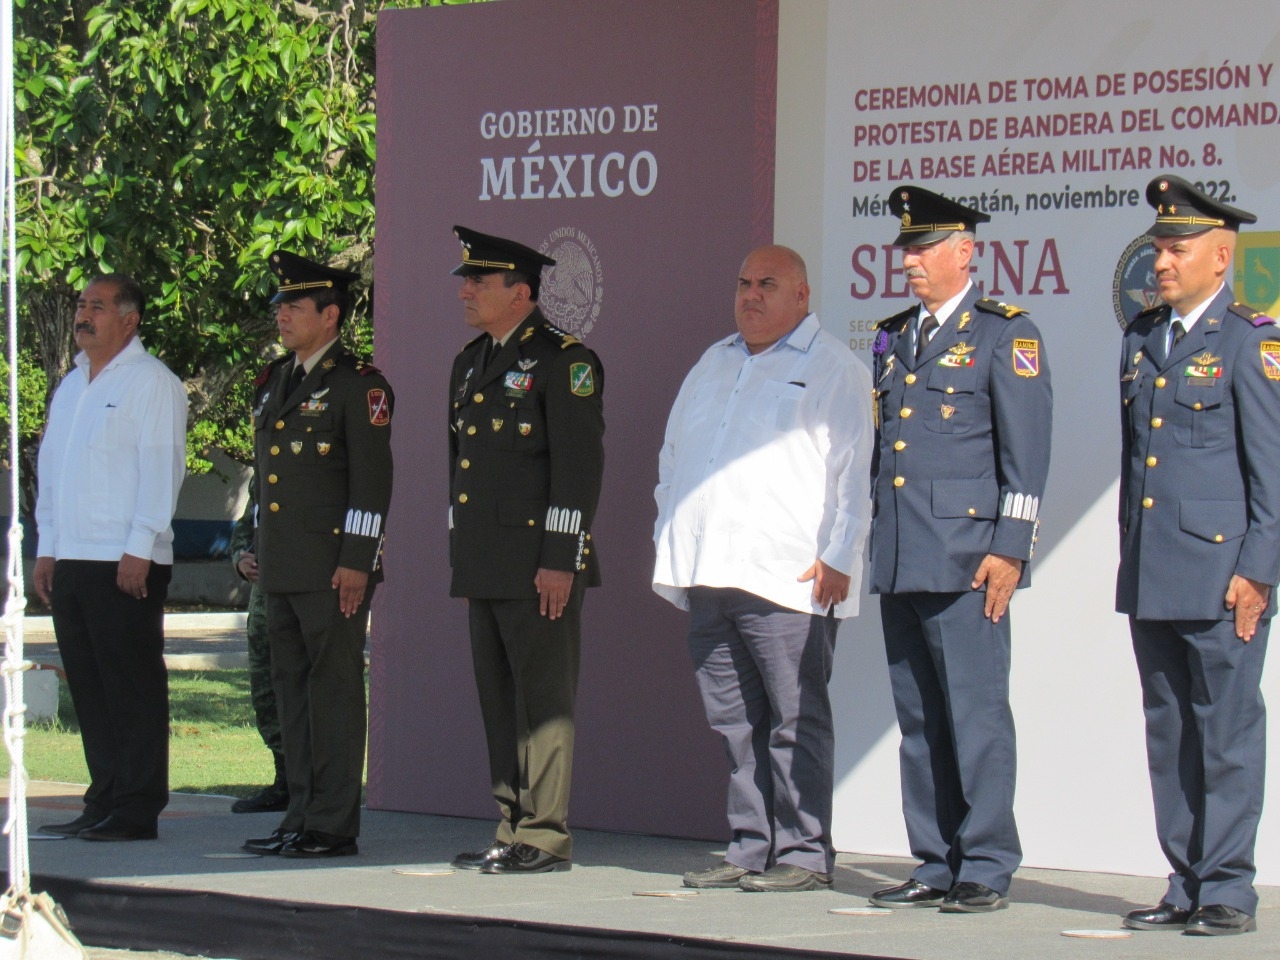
xmin=1 ymin=671 xmax=364 ymax=798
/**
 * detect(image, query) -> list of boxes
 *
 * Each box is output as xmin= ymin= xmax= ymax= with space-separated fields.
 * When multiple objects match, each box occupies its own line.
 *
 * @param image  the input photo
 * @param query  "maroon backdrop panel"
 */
xmin=370 ymin=0 xmax=777 ymax=841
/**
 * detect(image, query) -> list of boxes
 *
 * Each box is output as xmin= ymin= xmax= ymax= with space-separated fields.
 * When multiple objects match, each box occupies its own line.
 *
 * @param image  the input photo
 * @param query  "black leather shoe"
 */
xmin=1123 ymin=901 xmax=1192 ymax=931
xmin=38 ymin=811 xmax=107 ymax=837
xmin=739 ymin=863 xmax=832 ymax=892
xmin=1184 ymin=904 xmax=1257 ymax=936
xmin=77 ymin=815 xmax=158 ymax=842
xmin=451 ymin=841 xmax=509 ymax=870
xmin=280 ymin=831 xmax=358 ymax=858
xmin=480 ymin=842 xmax=570 ymax=874
xmin=231 ymin=784 xmax=290 ymax=814
xmin=869 ymin=879 xmax=949 ymax=908
xmin=939 ymin=881 xmax=1008 ymax=913
xmin=242 ymin=828 xmax=298 ymax=855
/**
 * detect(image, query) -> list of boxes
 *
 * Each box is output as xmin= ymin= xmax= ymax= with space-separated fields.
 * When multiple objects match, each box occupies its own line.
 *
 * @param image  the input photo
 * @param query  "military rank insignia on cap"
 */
xmin=269 ymin=251 xmax=360 ymax=304
xmin=888 ymin=186 xmax=991 ymax=247
xmin=1146 ymin=175 xmax=1257 ymax=236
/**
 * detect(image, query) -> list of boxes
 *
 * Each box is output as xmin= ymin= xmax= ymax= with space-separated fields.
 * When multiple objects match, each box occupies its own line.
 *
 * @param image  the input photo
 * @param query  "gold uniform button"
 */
xmin=527 ymin=520 xmax=535 ymax=527
xmin=968 ymin=508 xmax=977 ymax=516
xmin=275 ymin=420 xmax=285 ymax=430
xmin=893 ymin=440 xmax=907 ymax=451
xmin=270 ymin=445 xmax=280 ymax=456
xmin=268 ymin=474 xmax=278 ymax=484
xmin=1214 ymin=534 xmax=1225 ymax=543
xmin=458 ymin=493 xmax=469 ymax=504
xmin=467 ymin=426 xmax=477 ymax=436
xmin=460 ymin=459 xmax=471 ymax=469
xmin=1193 ymin=402 xmax=1203 ymax=411
xmin=1146 ymin=456 xmax=1158 ymax=467
xmin=584 ymin=548 xmax=591 ymax=555
xmin=1142 ymin=497 xmax=1154 ymax=508
xmin=269 ymin=502 xmax=280 ymax=512
xmin=893 ymin=476 xmax=905 ymax=488
xmin=900 ymin=407 xmax=913 ymax=419
xmin=945 ymin=386 xmax=955 ymax=394
xmin=904 ymin=373 xmax=917 ymax=385
xmin=333 ymin=528 xmax=340 ymax=535
xmin=1151 ymin=417 xmax=1163 ymax=428
xmin=473 ymin=392 xmax=484 ymax=403
xmin=1155 ymin=377 xmax=1167 ymax=388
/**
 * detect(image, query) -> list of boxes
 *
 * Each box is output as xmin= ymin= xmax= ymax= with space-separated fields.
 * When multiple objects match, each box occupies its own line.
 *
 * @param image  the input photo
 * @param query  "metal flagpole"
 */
xmin=0 ymin=0 xmax=87 ymax=953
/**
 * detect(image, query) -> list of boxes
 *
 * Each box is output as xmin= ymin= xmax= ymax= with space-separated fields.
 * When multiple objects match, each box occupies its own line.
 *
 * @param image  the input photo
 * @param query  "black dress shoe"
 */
xmin=77 ymin=815 xmax=158 ymax=842
xmin=38 ymin=811 xmax=107 ymax=837
xmin=1184 ymin=904 xmax=1257 ymax=936
xmin=939 ymin=881 xmax=1008 ymax=913
xmin=868 ymin=879 xmax=949 ymax=908
xmin=1123 ymin=901 xmax=1192 ymax=931
xmin=231 ymin=784 xmax=290 ymax=814
xmin=242 ymin=828 xmax=298 ymax=855
xmin=451 ymin=841 xmax=509 ymax=870
xmin=280 ymin=831 xmax=358 ymax=858
xmin=480 ymin=841 xmax=570 ymax=874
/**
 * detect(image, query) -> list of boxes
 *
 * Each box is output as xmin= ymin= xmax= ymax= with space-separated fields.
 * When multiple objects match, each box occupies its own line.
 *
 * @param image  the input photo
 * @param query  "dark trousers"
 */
xmin=267 ymin=588 xmax=372 ymax=841
xmin=468 ymin=586 xmax=583 ymax=860
xmin=1130 ymin=616 xmax=1268 ymax=915
xmin=880 ymin=590 xmax=1021 ymax=894
xmin=51 ymin=559 xmax=171 ymax=827
xmin=686 ymin=587 xmax=837 ymax=875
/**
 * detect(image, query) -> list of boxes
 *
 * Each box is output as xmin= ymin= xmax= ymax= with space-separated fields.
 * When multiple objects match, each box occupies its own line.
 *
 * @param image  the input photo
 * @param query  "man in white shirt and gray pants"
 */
xmin=653 ymin=245 xmax=872 ymax=892
xmin=33 ymin=273 xmax=187 ymax=842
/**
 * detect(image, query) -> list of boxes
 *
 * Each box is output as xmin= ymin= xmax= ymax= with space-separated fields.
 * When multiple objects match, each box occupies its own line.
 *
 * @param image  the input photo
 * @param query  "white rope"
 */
xmin=0 ymin=0 xmax=33 ymax=900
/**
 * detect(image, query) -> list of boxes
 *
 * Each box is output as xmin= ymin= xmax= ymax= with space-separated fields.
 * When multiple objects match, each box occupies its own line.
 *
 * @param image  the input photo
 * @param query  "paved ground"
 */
xmin=21 ymin=613 xmax=251 ymax=671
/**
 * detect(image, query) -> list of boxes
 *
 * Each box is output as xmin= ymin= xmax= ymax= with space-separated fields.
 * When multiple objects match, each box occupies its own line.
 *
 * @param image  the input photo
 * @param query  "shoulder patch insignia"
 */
xmin=569 ymin=362 xmax=595 ymax=396
xmin=976 ymin=298 xmax=1028 ymax=319
xmin=1261 ymin=342 xmax=1280 ymax=380
xmin=1013 ymin=339 xmax=1040 ymax=377
xmin=367 ymin=388 xmax=392 ymax=425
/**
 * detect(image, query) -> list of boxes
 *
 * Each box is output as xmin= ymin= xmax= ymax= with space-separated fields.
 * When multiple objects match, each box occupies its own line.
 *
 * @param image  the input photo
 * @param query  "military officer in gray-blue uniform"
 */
xmin=1118 ymin=177 xmax=1279 ymax=937
xmin=446 ymin=226 xmax=604 ymax=875
xmin=241 ymin=252 xmax=394 ymax=860
xmin=867 ymin=187 xmax=1053 ymax=914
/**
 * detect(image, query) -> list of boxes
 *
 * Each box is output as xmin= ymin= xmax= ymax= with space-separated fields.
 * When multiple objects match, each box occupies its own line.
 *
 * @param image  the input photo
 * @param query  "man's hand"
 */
xmin=1225 ymin=574 xmax=1271 ymax=642
xmin=33 ymin=556 xmax=55 ymax=605
xmin=237 ymin=551 xmax=260 ymax=583
xmin=971 ymin=553 xmax=1023 ymax=623
xmin=535 ymin=568 xmax=574 ymax=620
xmin=798 ymin=559 xmax=851 ymax=612
xmin=117 ymin=553 xmax=152 ymax=599
xmin=332 ymin=566 xmax=370 ymax=618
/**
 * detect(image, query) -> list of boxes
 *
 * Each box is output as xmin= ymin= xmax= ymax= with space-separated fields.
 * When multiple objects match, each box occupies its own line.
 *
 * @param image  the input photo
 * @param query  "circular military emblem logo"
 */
xmin=539 ymin=227 xmax=603 ymax=340
xmin=1112 ymin=234 xmax=1160 ymax=329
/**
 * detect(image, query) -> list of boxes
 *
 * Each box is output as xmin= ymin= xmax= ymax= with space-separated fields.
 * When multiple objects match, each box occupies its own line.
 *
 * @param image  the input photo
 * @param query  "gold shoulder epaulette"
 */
xmin=1227 ymin=302 xmax=1276 ymax=327
xmin=974 ymin=298 xmax=1028 ymax=319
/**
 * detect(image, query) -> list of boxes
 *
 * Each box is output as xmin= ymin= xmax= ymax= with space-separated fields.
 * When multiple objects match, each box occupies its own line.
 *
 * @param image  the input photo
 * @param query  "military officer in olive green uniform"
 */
xmin=446 ymin=226 xmax=605 ymax=875
xmin=228 ymin=481 xmax=288 ymax=813
xmin=242 ymin=252 xmax=394 ymax=860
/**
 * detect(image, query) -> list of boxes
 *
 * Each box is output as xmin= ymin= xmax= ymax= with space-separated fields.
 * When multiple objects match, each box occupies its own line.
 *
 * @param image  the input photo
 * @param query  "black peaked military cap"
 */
xmin=888 ymin=185 xmax=991 ymax=247
xmin=269 ymin=251 xmax=360 ymax=304
xmin=1146 ymin=175 xmax=1257 ymax=236
xmin=450 ymin=225 xmax=556 ymax=279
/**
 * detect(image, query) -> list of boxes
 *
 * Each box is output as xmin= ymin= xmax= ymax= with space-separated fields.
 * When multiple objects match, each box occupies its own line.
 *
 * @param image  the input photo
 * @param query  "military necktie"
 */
xmin=1169 ymin=319 xmax=1186 ymax=355
xmin=916 ymin=314 xmax=939 ymax=360
xmin=288 ymin=361 xmax=306 ymax=395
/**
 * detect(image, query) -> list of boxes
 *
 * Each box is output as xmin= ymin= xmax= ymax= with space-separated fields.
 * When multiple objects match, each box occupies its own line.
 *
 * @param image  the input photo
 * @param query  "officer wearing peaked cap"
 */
xmin=1117 ymin=177 xmax=1277 ymax=937
xmin=241 ymin=251 xmax=394 ymax=860
xmin=867 ymin=186 xmax=1053 ymax=914
xmin=446 ymin=226 xmax=604 ymax=875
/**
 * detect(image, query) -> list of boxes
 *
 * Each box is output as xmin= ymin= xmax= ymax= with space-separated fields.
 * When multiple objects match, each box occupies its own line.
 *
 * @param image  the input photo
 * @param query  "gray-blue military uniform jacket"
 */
xmin=869 ymin=287 xmax=1053 ymax=594
xmin=1117 ymin=287 xmax=1280 ymax=620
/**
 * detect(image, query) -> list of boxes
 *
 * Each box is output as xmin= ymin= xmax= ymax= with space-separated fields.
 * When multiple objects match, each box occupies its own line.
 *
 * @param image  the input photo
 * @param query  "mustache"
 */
xmin=905 ymin=268 xmax=927 ymax=280
xmin=74 ymin=322 xmax=96 ymax=333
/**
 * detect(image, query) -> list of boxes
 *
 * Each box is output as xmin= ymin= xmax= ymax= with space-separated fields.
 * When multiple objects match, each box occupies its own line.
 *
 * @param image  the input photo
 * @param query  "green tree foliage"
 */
xmin=9 ymin=0 xmax=481 ymax=512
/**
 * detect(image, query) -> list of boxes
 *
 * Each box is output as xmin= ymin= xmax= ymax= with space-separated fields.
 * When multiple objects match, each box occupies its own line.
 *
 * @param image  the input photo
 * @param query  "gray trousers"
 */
xmin=880 ymin=590 xmax=1022 ymax=894
xmin=1130 ymin=616 xmax=1268 ymax=915
xmin=687 ymin=587 xmax=837 ymax=874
